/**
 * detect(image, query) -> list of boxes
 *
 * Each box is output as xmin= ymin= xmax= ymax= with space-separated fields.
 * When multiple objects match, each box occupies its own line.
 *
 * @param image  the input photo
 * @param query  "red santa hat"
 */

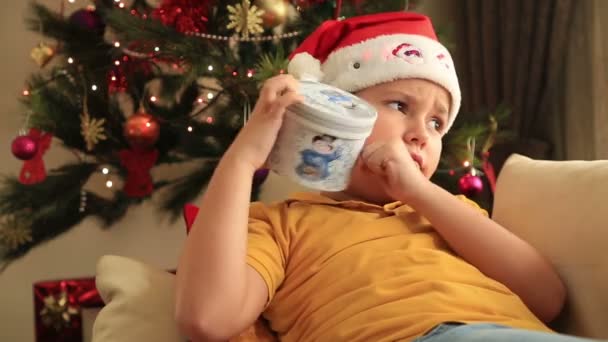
xmin=288 ymin=11 xmax=461 ymax=130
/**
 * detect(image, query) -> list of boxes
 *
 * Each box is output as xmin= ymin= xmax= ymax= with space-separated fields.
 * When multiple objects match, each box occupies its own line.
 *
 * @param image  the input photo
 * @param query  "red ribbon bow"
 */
xmin=119 ymin=148 xmax=158 ymax=198
xmin=19 ymin=128 xmax=52 ymax=185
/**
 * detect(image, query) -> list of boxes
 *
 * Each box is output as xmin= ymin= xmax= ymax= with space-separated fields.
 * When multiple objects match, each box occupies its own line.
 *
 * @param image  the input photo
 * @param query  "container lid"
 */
xmin=289 ymin=80 xmax=377 ymax=136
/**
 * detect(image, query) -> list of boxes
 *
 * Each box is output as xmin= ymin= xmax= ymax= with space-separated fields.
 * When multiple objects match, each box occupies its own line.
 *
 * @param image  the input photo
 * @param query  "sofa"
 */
xmin=91 ymin=154 xmax=608 ymax=341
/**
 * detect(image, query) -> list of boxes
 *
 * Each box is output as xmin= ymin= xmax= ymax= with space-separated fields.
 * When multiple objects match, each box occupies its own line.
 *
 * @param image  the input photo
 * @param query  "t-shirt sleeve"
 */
xmin=246 ymin=202 xmax=286 ymax=306
xmin=455 ymin=194 xmax=489 ymax=217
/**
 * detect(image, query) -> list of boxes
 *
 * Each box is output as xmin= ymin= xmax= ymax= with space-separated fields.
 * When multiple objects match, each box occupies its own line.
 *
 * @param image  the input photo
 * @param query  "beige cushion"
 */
xmin=492 ymin=154 xmax=608 ymax=339
xmin=92 ymin=255 xmax=186 ymax=342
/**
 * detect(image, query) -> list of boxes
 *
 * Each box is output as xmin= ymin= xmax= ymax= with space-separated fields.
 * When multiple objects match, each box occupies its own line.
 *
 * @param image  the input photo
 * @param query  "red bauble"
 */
xmin=11 ymin=135 xmax=38 ymax=160
xmin=458 ymin=173 xmax=484 ymax=197
xmin=69 ymin=9 xmax=105 ymax=33
xmin=123 ymin=113 xmax=160 ymax=149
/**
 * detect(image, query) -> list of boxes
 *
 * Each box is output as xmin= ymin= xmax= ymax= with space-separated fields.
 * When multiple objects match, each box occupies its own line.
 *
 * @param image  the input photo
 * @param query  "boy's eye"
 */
xmin=387 ymin=101 xmax=408 ymax=113
xmin=429 ymin=117 xmax=444 ymax=131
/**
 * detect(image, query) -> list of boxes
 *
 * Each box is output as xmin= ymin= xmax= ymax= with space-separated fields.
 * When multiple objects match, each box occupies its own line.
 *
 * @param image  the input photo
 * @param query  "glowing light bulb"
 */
xmin=150 ymin=96 xmax=157 ymax=102
xmin=187 ymin=126 xmax=193 ymax=132
xmin=106 ymin=180 xmax=113 ymax=188
xmin=102 ymin=167 xmax=109 ymax=175
xmin=68 ymin=57 xmax=74 ymax=64
xmin=91 ymin=84 xmax=98 ymax=91
xmin=463 ymin=160 xmax=471 ymax=167
xmin=208 ymin=65 xmax=213 ymax=71
xmin=207 ymin=93 xmax=214 ymax=100
xmin=114 ymin=41 xmax=120 ymax=47
xmin=114 ymin=60 xmax=120 ymax=66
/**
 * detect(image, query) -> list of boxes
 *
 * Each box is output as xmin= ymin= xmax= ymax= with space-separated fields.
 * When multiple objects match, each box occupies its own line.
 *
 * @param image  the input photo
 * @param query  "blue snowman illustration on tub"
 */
xmin=296 ymin=134 xmax=342 ymax=181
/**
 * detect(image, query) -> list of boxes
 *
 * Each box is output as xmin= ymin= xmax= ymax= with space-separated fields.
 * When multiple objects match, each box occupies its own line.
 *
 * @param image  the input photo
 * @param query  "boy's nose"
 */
xmin=403 ymin=119 xmax=429 ymax=147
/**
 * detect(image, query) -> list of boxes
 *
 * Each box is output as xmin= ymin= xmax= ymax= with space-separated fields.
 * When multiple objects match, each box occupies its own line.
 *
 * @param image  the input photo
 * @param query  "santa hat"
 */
xmin=288 ymin=12 xmax=461 ymax=130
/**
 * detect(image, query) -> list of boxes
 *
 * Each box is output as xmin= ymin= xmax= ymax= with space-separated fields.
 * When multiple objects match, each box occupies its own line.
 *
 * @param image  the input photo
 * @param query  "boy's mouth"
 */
xmin=410 ymin=153 xmax=423 ymax=170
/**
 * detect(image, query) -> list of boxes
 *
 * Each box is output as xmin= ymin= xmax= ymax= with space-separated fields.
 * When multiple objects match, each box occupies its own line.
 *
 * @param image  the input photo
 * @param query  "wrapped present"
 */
xmin=33 ymin=277 xmax=104 ymax=342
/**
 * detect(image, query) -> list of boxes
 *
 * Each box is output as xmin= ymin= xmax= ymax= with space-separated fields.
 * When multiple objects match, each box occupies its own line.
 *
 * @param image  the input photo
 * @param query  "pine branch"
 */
xmin=160 ymin=160 xmax=218 ymax=220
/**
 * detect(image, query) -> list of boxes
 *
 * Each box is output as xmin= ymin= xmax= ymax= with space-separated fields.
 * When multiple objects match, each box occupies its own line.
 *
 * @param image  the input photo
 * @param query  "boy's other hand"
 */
xmin=225 ymin=74 xmax=304 ymax=170
xmin=360 ymin=140 xmax=430 ymax=202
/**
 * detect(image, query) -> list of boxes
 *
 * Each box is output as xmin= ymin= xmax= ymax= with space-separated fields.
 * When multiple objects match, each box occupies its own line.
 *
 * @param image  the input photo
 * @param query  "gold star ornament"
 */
xmin=80 ymin=111 xmax=107 ymax=151
xmin=227 ymin=0 xmax=265 ymax=38
xmin=0 ymin=216 xmax=33 ymax=251
xmin=30 ymin=42 xmax=55 ymax=67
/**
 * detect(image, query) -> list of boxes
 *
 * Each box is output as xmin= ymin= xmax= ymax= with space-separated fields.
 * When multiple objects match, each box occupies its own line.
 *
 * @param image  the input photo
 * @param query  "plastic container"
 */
xmin=268 ymin=80 xmax=377 ymax=191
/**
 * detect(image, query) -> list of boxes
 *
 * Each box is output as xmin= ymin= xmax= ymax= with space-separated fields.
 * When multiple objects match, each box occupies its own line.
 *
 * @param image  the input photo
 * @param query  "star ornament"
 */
xmin=80 ymin=112 xmax=107 ymax=151
xmin=227 ymin=0 xmax=265 ymax=38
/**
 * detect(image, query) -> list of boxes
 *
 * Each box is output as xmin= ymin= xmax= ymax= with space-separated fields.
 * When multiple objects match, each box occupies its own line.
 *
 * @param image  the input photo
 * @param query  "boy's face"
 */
xmin=345 ymin=78 xmax=450 ymax=203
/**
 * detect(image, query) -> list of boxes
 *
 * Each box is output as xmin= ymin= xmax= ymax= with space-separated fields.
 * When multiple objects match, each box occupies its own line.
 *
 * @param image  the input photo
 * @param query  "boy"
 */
xmin=175 ymin=12 xmax=603 ymax=342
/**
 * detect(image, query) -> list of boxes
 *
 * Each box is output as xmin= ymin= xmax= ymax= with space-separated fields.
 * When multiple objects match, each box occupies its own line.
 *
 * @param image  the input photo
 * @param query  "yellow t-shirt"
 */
xmin=246 ymin=192 xmax=553 ymax=342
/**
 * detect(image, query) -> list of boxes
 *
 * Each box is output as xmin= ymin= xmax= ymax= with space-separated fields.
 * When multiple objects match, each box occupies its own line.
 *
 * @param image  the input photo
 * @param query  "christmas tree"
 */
xmin=0 ymin=0 xmax=505 ymax=268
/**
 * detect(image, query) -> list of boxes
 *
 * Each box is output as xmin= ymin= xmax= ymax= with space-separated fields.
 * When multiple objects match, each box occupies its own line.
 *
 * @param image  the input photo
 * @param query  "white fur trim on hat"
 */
xmin=292 ymin=34 xmax=461 ymax=131
xmin=288 ymin=52 xmax=325 ymax=82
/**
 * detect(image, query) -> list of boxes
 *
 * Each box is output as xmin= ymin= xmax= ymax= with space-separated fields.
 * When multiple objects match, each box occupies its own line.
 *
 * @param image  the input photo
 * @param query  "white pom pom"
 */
xmin=288 ymin=53 xmax=324 ymax=81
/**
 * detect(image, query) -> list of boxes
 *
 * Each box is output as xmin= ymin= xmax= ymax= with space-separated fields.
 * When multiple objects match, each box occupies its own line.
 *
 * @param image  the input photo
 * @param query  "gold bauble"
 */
xmin=254 ymin=0 xmax=291 ymax=28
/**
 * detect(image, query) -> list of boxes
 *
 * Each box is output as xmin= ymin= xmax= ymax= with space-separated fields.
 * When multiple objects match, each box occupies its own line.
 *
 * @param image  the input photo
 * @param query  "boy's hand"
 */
xmin=360 ymin=140 xmax=431 ymax=202
xmin=224 ymin=74 xmax=304 ymax=170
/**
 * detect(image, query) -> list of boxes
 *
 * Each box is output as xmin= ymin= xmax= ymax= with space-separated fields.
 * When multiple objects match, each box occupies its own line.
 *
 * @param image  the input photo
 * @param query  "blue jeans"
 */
xmin=413 ymin=322 xmax=608 ymax=342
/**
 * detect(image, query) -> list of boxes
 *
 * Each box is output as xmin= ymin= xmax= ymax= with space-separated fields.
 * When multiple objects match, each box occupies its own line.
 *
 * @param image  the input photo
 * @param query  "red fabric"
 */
xmin=183 ymin=203 xmax=199 ymax=234
xmin=19 ymin=128 xmax=52 ymax=185
xmin=119 ymin=148 xmax=158 ymax=198
xmin=482 ymin=155 xmax=497 ymax=194
xmin=289 ymin=12 xmax=437 ymax=63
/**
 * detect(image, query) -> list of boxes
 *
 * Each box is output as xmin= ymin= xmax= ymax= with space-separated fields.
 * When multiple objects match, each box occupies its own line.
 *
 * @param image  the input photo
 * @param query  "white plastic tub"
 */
xmin=268 ymin=80 xmax=377 ymax=191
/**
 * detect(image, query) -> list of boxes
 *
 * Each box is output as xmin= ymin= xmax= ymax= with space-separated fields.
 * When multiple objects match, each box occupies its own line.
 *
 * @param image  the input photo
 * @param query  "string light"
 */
xmin=22 ymin=89 xmax=30 ymax=96
xmin=207 ymin=93 xmax=214 ymax=100
xmin=68 ymin=57 xmax=74 ymax=64
xmin=114 ymin=0 xmax=120 ymax=2
xmin=111 ymin=76 xmax=117 ymax=81
xmin=105 ymin=180 xmax=113 ymax=188
xmin=463 ymin=160 xmax=471 ymax=167
xmin=114 ymin=60 xmax=120 ymax=66
xmin=68 ymin=0 xmax=75 ymax=3
xmin=207 ymin=65 xmax=213 ymax=71
xmin=118 ymin=2 xmax=125 ymax=8
xmin=114 ymin=41 xmax=120 ymax=47
xmin=91 ymin=84 xmax=98 ymax=91
xmin=154 ymin=46 xmax=160 ymax=52
xmin=205 ymin=117 xmax=214 ymax=124
xmin=247 ymin=70 xmax=254 ymax=78
xmin=150 ymin=96 xmax=157 ymax=102
xmin=187 ymin=126 xmax=193 ymax=132
xmin=197 ymin=98 xmax=204 ymax=104
xmin=102 ymin=167 xmax=109 ymax=175
xmin=232 ymin=71 xmax=238 ymax=76
xmin=145 ymin=122 xmax=151 ymax=127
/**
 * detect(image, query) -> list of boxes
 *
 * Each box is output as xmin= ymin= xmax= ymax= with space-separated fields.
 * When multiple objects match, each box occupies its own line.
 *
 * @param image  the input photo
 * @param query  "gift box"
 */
xmin=33 ymin=277 xmax=104 ymax=342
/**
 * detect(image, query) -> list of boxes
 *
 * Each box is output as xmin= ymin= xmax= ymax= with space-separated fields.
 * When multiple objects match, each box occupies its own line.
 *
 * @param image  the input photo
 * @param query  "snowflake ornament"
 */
xmin=227 ymin=0 xmax=265 ymax=38
xmin=80 ymin=112 xmax=107 ymax=151
xmin=0 ymin=216 xmax=33 ymax=251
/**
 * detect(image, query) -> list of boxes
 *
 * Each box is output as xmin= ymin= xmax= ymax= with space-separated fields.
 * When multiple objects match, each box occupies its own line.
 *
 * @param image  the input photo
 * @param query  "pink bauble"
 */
xmin=253 ymin=168 xmax=269 ymax=187
xmin=11 ymin=135 xmax=38 ymax=160
xmin=458 ymin=173 xmax=484 ymax=197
